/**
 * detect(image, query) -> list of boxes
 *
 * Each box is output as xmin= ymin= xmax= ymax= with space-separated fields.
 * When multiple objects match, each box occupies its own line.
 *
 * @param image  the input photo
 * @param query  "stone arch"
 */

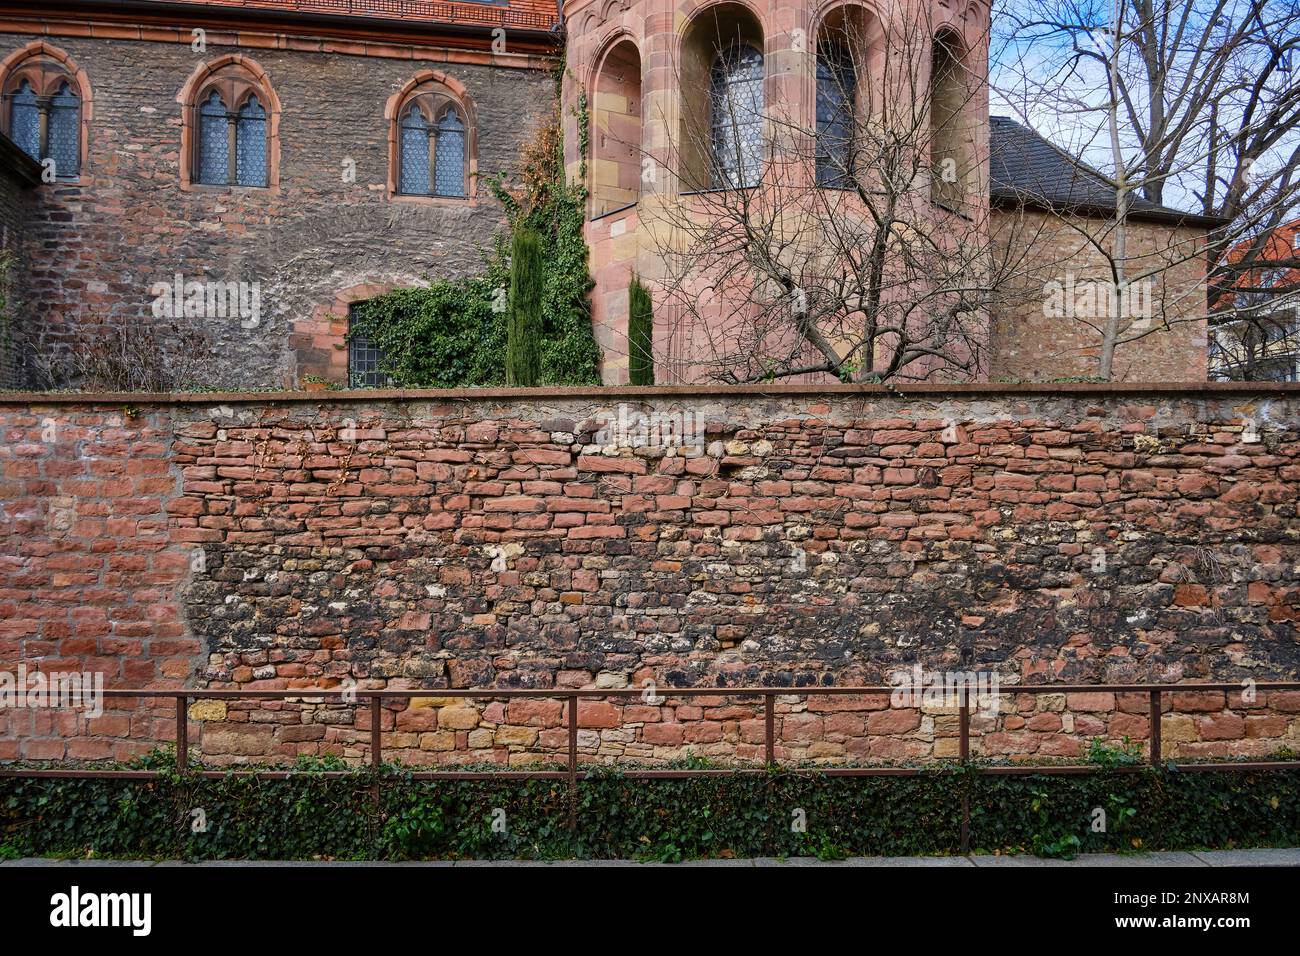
xmin=590 ymin=35 xmax=643 ymax=218
xmin=176 ymin=54 xmax=281 ymax=192
xmin=0 ymin=40 xmax=93 ymax=180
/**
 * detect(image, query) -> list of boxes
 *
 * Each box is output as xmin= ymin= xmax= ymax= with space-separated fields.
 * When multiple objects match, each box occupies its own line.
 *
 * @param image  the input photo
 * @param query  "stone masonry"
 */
xmin=1 ymin=384 xmax=1299 ymax=766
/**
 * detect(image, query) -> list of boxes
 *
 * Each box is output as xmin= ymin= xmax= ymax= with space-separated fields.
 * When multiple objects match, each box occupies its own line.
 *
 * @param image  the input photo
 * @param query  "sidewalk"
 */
xmin=3 ymin=848 xmax=1297 ymax=866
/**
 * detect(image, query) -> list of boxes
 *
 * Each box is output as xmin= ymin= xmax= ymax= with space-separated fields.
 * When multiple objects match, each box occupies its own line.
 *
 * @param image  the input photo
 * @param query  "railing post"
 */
xmin=958 ymin=700 xmax=969 ymax=764
xmin=176 ymin=694 xmax=188 ymax=773
xmin=764 ymin=693 xmax=775 ymax=766
xmin=370 ymin=695 xmax=382 ymax=771
xmin=567 ymin=694 xmax=579 ymax=832
xmin=1149 ymin=689 xmax=1162 ymax=766
xmin=958 ymin=696 xmax=970 ymax=855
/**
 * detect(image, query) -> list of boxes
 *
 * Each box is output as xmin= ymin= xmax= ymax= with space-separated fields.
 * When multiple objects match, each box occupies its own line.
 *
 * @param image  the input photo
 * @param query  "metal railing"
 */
xmin=4 ymin=682 xmax=1299 ymax=851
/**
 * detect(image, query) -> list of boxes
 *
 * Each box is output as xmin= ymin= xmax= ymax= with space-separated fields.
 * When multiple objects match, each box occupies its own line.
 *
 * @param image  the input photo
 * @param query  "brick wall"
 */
xmin=0 ymin=136 xmax=37 ymax=389
xmin=0 ymin=29 xmax=553 ymax=388
xmin=2 ymin=384 xmax=1299 ymax=765
xmin=990 ymin=209 xmax=1210 ymax=382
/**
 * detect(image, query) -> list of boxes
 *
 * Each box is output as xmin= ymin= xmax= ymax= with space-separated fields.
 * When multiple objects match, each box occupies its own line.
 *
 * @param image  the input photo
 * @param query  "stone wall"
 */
xmin=990 ymin=209 xmax=1210 ymax=382
xmin=2 ymin=384 xmax=1299 ymax=766
xmin=0 ymin=27 xmax=553 ymax=388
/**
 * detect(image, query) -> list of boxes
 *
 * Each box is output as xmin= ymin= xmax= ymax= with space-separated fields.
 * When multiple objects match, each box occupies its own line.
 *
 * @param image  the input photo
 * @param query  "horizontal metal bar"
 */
xmin=3 ymin=761 xmax=1299 ymax=782
xmin=89 ymin=681 xmax=1300 ymax=700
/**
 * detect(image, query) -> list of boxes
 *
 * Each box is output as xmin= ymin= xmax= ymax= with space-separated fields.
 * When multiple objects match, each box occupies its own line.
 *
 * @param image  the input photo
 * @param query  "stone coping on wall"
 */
xmin=1 ymin=381 xmax=1299 ymax=406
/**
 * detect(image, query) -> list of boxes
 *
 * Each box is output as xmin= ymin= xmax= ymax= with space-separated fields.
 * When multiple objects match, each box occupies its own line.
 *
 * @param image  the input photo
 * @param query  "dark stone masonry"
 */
xmin=0 ymin=30 xmax=551 ymax=388
xmin=2 ymin=384 xmax=1300 ymax=765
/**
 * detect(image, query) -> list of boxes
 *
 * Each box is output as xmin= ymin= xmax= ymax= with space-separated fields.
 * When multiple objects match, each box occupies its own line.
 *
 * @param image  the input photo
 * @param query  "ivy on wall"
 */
xmin=349 ymin=75 xmax=601 ymax=388
xmin=3 ymin=754 xmax=1298 ymax=862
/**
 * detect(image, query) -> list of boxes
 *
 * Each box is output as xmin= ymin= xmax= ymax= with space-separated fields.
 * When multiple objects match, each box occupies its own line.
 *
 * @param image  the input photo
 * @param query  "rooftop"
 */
xmin=990 ymin=115 xmax=1222 ymax=227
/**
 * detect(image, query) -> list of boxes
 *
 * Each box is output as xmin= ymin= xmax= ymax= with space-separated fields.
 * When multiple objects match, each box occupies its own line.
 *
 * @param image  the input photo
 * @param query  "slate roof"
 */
xmin=990 ymin=115 xmax=1222 ymax=227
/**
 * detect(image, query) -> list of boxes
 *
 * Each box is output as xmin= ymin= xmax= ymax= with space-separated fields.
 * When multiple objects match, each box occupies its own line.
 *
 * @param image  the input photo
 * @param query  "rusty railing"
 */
xmin=4 ymin=682 xmax=1300 ymax=850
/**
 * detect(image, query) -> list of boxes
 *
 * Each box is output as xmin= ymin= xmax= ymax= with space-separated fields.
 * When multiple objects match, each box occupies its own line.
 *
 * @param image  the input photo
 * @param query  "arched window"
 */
xmin=198 ymin=91 xmax=229 ymax=185
xmin=930 ymin=32 xmax=970 ymax=206
xmin=179 ymin=56 xmax=278 ymax=190
xmin=399 ymin=105 xmax=430 ymax=195
xmin=709 ymin=42 xmax=764 ymax=189
xmin=816 ymin=43 xmax=856 ymax=187
xmin=389 ymin=74 xmax=475 ymax=200
xmin=195 ymin=88 xmax=267 ymax=187
xmin=0 ymin=44 xmax=87 ymax=179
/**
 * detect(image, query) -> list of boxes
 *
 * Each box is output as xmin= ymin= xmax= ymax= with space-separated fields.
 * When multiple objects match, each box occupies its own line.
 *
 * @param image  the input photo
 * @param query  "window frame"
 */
xmin=0 ymin=44 xmax=90 ymax=182
xmin=177 ymin=55 xmax=280 ymax=194
xmin=192 ymin=78 xmax=269 ymax=188
xmin=387 ymin=72 xmax=477 ymax=204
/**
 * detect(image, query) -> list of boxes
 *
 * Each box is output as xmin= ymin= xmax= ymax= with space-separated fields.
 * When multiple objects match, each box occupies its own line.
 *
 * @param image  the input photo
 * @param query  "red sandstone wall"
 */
xmin=1 ymin=385 xmax=1299 ymax=767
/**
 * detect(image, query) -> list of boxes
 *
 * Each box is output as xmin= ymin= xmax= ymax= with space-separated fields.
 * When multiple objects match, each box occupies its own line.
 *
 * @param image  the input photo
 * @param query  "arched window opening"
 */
xmin=391 ymin=76 xmax=474 ymax=200
xmin=183 ymin=59 xmax=276 ymax=189
xmin=679 ymin=4 xmax=765 ymax=192
xmin=930 ymin=32 xmax=970 ymax=206
xmin=1 ymin=47 xmax=86 ymax=179
xmin=590 ymin=38 xmax=643 ymax=218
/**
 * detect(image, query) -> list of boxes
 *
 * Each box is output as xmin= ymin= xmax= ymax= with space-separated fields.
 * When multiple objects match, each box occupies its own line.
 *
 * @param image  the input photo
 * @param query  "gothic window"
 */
xmin=392 ymin=76 xmax=474 ymax=199
xmin=1 ymin=47 xmax=86 ymax=179
xmin=183 ymin=58 xmax=277 ymax=190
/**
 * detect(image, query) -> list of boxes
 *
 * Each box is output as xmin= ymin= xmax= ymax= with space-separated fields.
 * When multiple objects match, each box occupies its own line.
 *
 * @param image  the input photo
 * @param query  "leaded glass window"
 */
xmin=399 ymin=104 xmax=430 ymax=195
xmin=47 ymin=81 xmax=80 ymax=178
xmin=816 ymin=46 xmax=855 ymax=187
xmin=236 ymin=94 xmax=267 ymax=187
xmin=709 ymin=43 xmax=764 ymax=189
xmin=433 ymin=109 xmax=465 ymax=197
xmin=9 ymin=80 xmax=39 ymax=161
xmin=198 ymin=90 xmax=229 ymax=185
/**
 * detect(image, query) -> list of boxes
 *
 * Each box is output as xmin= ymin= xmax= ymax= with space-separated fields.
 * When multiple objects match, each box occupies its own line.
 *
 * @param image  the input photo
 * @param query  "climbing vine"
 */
xmin=3 ymin=752 xmax=1299 ymax=862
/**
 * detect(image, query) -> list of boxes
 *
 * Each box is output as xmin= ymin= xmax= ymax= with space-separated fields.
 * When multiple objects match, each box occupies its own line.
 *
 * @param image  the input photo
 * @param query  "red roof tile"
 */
xmin=161 ymin=0 xmax=558 ymax=32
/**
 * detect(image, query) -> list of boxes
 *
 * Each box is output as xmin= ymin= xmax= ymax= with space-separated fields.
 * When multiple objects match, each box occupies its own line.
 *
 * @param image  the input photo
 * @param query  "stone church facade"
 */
xmin=0 ymin=0 xmax=1211 ymax=389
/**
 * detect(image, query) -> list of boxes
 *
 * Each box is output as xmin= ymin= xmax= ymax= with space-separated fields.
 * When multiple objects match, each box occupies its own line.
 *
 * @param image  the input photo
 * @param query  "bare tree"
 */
xmin=995 ymin=0 xmax=1300 ymax=378
xmin=636 ymin=10 xmax=1040 ymax=384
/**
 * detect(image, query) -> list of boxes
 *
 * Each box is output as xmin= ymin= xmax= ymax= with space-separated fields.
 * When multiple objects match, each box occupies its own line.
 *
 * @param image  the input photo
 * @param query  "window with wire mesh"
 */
xmin=198 ymin=91 xmax=230 ymax=185
xmin=708 ymin=43 xmax=764 ymax=189
xmin=236 ymin=95 xmax=268 ymax=187
xmin=8 ymin=80 xmax=39 ymax=161
xmin=816 ymin=45 xmax=855 ymax=187
xmin=399 ymin=105 xmax=430 ymax=195
xmin=433 ymin=109 xmax=466 ymax=197
xmin=5 ymin=71 xmax=81 ymax=178
xmin=397 ymin=93 xmax=469 ymax=198
xmin=348 ymin=307 xmax=391 ymax=388
xmin=194 ymin=81 xmax=270 ymax=188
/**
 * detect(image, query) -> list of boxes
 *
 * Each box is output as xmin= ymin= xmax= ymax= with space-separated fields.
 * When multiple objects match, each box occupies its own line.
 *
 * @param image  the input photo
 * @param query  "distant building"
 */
xmin=1210 ymin=219 xmax=1300 ymax=382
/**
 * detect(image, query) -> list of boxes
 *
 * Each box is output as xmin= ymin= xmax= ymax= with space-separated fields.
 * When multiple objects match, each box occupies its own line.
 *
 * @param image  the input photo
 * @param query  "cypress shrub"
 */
xmin=506 ymin=226 xmax=544 ymax=386
xmin=628 ymin=276 xmax=654 ymax=386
